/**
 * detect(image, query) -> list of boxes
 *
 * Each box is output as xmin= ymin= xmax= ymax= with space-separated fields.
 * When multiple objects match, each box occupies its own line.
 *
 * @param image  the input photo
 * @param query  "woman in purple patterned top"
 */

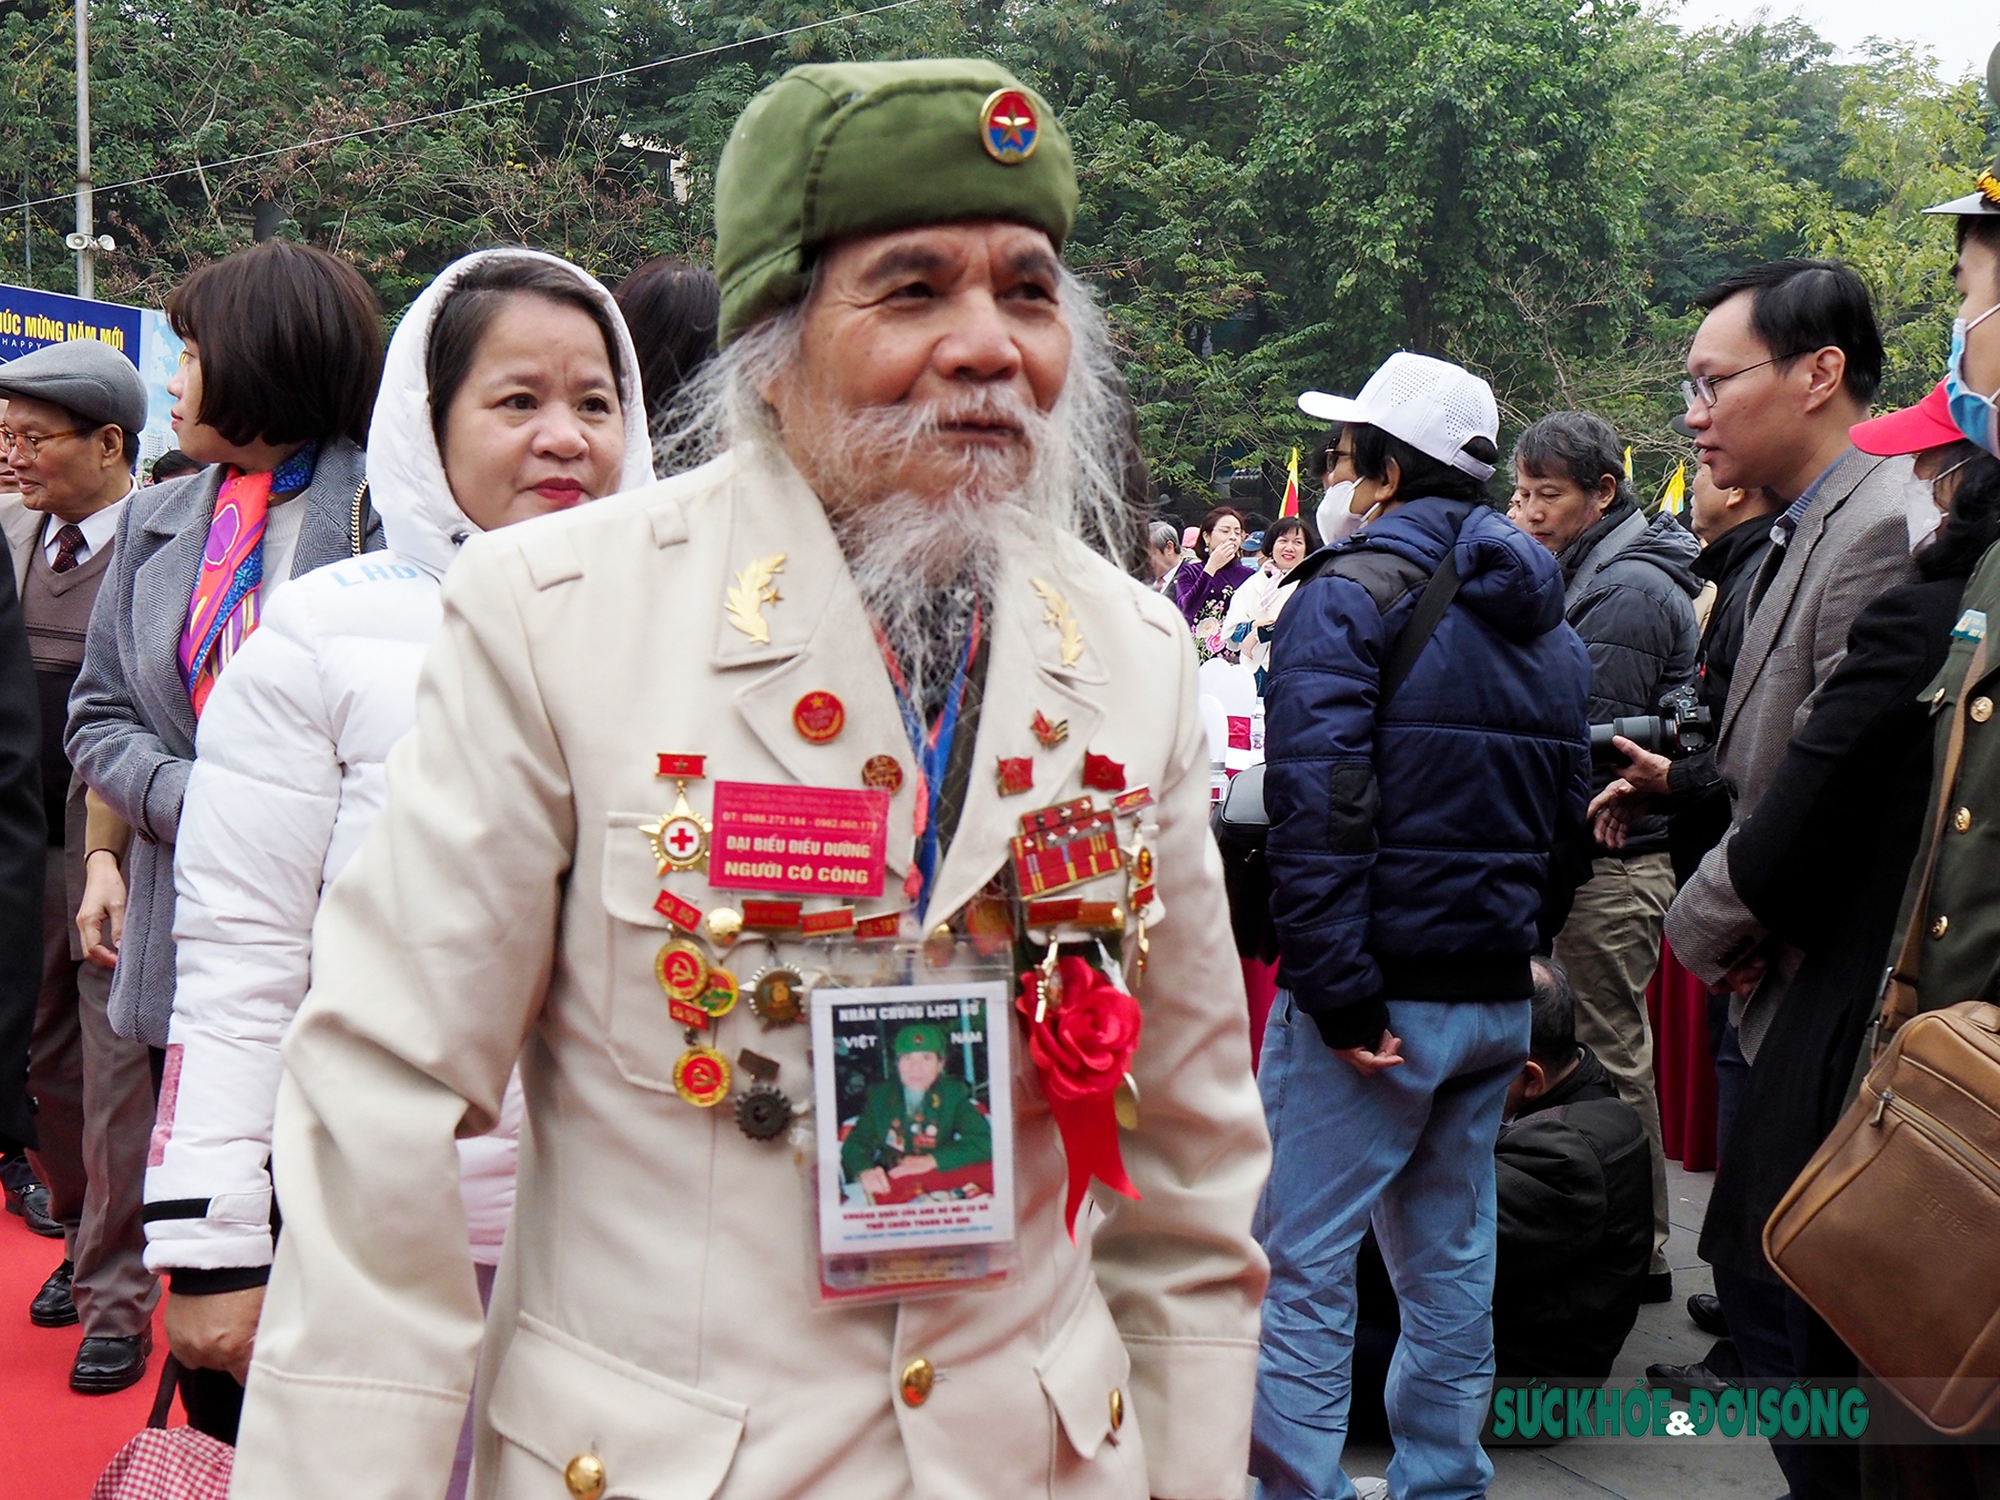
xmin=1171 ymin=506 xmax=1255 ymax=660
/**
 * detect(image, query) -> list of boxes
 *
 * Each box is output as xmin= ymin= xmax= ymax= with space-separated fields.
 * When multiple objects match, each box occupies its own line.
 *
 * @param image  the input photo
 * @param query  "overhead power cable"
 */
xmin=10 ymin=0 xmax=925 ymax=213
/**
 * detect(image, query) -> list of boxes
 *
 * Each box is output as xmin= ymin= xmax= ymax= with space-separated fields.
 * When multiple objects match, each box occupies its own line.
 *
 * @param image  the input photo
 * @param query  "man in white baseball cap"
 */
xmin=1253 ymin=351 xmax=1592 ymax=1499
xmin=1300 ymin=351 xmax=1501 ymax=546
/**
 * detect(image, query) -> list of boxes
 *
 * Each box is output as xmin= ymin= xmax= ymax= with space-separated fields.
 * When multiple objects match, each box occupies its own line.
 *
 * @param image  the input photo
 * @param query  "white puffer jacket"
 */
xmin=145 ymin=250 xmax=654 ymax=1275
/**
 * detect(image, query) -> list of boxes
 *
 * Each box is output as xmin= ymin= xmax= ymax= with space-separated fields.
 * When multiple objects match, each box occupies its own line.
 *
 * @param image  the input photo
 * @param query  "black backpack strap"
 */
xmin=1378 ymin=544 xmax=1463 ymax=709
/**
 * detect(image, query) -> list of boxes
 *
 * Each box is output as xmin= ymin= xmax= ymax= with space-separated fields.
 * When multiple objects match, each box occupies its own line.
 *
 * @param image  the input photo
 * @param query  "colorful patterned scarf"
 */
xmin=178 ymin=442 xmax=316 ymax=715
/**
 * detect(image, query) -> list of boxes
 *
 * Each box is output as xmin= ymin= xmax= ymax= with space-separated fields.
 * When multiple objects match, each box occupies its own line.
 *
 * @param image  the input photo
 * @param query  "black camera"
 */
xmin=1589 ymin=685 xmax=1712 ymax=767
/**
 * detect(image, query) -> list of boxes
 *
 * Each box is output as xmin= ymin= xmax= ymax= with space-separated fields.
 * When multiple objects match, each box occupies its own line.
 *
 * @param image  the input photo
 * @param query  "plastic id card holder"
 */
xmin=808 ymin=979 xmax=1016 ymax=1305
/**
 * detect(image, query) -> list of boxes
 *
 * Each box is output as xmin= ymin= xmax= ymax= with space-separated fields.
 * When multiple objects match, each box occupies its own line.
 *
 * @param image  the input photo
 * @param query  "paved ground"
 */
xmin=1326 ymin=1161 xmax=1789 ymax=1499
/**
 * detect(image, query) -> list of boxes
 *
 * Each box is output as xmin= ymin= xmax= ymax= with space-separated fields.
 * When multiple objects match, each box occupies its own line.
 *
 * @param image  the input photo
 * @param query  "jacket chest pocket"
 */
xmin=600 ymin=812 xmax=701 ymax=1094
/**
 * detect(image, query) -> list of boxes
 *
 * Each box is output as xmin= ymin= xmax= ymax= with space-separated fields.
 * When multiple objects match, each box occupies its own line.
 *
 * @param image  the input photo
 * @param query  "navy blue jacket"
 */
xmin=1264 ymin=495 xmax=1591 ymax=1049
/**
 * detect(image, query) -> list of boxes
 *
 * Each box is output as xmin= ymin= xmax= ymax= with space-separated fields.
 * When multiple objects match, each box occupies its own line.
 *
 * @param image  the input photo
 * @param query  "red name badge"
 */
xmin=709 ymin=782 xmax=890 ymax=898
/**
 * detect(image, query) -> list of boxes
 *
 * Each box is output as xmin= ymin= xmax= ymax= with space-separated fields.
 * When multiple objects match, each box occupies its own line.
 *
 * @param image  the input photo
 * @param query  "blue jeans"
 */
xmin=1251 ymin=992 xmax=1531 ymax=1500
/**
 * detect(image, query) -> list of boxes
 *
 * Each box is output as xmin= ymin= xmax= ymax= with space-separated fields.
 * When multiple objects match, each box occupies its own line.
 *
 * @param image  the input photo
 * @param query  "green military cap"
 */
xmin=893 ymin=1022 xmax=949 ymax=1057
xmin=713 ymin=59 xmax=1078 ymax=344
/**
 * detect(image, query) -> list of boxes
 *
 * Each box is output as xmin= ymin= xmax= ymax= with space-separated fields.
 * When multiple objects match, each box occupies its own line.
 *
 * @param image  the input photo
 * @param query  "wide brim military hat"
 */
xmin=714 ymin=59 xmax=1078 ymax=344
xmin=1925 ymin=43 xmax=2000 ymax=219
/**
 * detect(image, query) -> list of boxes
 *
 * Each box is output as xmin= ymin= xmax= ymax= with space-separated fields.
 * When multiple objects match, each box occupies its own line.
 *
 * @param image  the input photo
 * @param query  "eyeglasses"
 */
xmin=1325 ymin=444 xmax=1358 ymax=472
xmin=1681 ymin=356 xmax=1792 ymax=411
xmin=0 ymin=426 xmax=87 ymax=461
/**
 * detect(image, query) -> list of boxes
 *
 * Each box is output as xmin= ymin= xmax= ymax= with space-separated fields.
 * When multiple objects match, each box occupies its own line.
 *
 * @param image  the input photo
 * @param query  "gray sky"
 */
xmin=1667 ymin=0 xmax=1996 ymax=85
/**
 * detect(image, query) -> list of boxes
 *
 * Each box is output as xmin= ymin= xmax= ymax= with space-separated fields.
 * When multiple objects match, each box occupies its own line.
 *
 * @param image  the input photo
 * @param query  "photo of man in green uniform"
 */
xmin=841 ymin=1022 xmax=993 ymax=1202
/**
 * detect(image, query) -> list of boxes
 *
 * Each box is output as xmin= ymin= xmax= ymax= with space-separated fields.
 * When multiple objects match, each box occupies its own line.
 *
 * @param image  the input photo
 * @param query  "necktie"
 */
xmin=51 ymin=524 xmax=86 ymax=575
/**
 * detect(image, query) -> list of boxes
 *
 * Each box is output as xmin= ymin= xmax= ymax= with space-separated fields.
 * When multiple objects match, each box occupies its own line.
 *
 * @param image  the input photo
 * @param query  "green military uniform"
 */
xmin=841 ymin=1025 xmax=992 ymax=1182
xmin=1883 ymin=544 xmax=2000 ymax=1020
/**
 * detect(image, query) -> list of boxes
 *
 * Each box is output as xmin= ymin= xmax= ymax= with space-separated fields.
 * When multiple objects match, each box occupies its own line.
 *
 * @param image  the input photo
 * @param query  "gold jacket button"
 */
xmin=1957 ymin=806 xmax=1975 ymax=834
xmin=900 ymin=1357 xmax=935 ymax=1407
xmin=1108 ymin=1386 xmax=1124 ymax=1431
xmin=1973 ymin=697 xmax=1994 ymax=723
xmin=564 ymin=1454 xmax=606 ymax=1500
xmin=1933 ymin=915 xmax=1951 ymax=939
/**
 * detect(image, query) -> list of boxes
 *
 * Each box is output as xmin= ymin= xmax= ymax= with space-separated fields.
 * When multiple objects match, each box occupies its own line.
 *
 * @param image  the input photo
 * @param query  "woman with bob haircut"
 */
xmin=66 ymin=238 xmax=387 ymax=1247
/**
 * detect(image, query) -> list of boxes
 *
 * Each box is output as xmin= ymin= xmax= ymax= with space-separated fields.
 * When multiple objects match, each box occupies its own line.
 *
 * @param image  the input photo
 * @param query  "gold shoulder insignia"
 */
xmin=726 ymin=553 xmax=786 ymax=644
xmin=1031 ymin=578 xmax=1084 ymax=668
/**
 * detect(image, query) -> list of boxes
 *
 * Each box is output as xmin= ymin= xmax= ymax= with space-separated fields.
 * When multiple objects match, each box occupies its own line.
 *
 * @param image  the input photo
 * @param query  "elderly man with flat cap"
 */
xmin=233 ymin=59 xmax=1269 ymax=1500
xmin=0 ymin=339 xmax=162 ymax=1394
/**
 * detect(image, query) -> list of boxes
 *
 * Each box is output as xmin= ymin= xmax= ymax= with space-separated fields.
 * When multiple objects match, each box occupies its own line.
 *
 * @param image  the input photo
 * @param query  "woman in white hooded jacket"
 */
xmin=143 ymin=249 xmax=653 ymax=1442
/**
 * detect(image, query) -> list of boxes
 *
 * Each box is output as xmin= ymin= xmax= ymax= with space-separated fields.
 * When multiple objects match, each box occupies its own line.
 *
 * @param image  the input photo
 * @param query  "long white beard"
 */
xmin=657 ymin=266 xmax=1140 ymax=700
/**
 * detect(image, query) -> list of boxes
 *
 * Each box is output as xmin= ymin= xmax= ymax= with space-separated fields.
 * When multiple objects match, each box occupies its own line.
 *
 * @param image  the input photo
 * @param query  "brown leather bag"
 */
xmin=1764 ymin=639 xmax=2000 ymax=1435
xmin=1765 ymin=1002 xmax=2000 ymax=1434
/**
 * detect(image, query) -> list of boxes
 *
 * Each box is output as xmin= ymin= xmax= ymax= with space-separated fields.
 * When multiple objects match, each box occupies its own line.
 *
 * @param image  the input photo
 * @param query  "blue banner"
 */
xmin=0 ymin=281 xmax=184 ymax=475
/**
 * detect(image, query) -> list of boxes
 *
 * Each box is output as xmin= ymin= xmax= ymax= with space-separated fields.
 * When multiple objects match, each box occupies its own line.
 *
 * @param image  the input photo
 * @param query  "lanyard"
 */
xmin=874 ymin=605 xmax=982 ymax=920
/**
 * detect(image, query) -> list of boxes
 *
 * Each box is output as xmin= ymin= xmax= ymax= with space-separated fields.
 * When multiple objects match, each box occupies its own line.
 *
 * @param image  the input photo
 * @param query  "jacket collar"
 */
xmin=1721 ymin=445 xmax=1888 ymax=745
xmin=1557 ymin=498 xmax=1639 ymax=584
xmin=1520 ymin=1044 xmax=1619 ymax=1117
xmin=716 ymin=445 xmax=1106 ymax=918
xmin=1690 ymin=511 xmax=1775 ymax=585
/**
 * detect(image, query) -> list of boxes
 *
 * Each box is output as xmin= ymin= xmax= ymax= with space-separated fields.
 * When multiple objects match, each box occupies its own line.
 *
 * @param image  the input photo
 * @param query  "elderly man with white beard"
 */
xmin=228 ymin=60 xmax=1270 ymax=1500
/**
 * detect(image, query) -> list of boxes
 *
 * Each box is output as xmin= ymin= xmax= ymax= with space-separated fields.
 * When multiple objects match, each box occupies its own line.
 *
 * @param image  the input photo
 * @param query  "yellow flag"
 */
xmin=1623 ymin=446 xmax=1634 ymax=481
xmin=1660 ymin=461 xmax=1686 ymax=516
xmin=1281 ymin=447 xmax=1300 ymax=518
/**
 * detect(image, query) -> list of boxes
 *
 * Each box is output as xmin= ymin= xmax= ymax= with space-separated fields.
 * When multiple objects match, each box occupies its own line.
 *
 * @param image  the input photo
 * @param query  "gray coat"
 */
xmin=65 ymin=439 xmax=381 ymax=1045
xmin=1663 ymin=445 xmax=1919 ymax=1060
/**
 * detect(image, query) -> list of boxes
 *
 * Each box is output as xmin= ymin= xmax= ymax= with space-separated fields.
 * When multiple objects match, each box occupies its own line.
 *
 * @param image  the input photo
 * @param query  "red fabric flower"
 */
xmin=1017 ymin=957 xmax=1142 ymax=1101
xmin=1017 ymin=957 xmax=1143 ymax=1236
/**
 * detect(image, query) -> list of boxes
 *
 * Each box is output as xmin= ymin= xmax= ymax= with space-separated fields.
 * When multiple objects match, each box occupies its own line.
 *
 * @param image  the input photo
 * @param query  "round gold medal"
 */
xmin=749 ymin=965 xmax=806 ymax=1027
xmin=705 ymin=906 xmax=744 ymax=945
xmin=654 ymin=939 xmax=710 ymax=1003
xmin=673 ymin=1045 xmax=731 ymax=1107
xmin=701 ymin=966 xmax=740 ymax=1020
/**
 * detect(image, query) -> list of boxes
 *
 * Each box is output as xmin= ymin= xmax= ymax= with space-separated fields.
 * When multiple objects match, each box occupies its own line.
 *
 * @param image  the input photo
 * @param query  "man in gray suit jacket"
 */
xmin=1633 ymin=260 xmax=1914 ymax=1488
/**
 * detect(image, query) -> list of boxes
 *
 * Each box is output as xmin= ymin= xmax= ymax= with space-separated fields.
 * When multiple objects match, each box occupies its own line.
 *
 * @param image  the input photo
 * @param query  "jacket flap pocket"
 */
xmin=602 ymin=813 xmax=674 ymax=929
xmin=488 ymin=1314 xmax=746 ymax=1500
xmin=1034 ymin=1290 xmax=1133 ymax=1461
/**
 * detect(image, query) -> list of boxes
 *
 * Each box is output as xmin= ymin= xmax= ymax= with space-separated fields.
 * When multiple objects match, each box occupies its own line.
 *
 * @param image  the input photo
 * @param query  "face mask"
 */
xmin=1905 ymin=473 xmax=1944 ymax=553
xmin=1317 ymin=481 xmax=1376 ymax=545
xmin=1946 ymin=301 xmax=2000 ymax=458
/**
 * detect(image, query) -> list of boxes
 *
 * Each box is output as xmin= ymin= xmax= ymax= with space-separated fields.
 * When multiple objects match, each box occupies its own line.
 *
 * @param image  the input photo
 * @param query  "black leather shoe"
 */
xmin=1640 ymin=1269 xmax=1673 ymax=1304
xmin=1687 ymin=1291 xmax=1729 ymax=1338
xmin=1646 ymin=1356 xmax=1733 ymax=1400
xmin=30 ymin=1260 xmax=77 ymax=1327
xmin=70 ymin=1331 xmax=151 ymax=1394
xmin=14 ymin=1183 xmax=62 ymax=1238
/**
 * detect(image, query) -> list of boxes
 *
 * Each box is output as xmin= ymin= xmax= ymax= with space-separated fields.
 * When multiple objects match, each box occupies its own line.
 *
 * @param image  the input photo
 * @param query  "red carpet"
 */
xmin=0 ymin=1207 xmax=174 ymax=1499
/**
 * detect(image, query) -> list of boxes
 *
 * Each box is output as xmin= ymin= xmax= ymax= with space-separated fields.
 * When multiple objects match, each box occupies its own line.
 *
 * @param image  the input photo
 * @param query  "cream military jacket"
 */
xmin=232 ymin=444 xmax=1271 ymax=1500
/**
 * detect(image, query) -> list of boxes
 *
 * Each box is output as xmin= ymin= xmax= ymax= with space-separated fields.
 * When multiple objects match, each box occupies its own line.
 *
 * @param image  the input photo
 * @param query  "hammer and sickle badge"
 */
xmin=979 ymin=88 xmax=1040 ymax=164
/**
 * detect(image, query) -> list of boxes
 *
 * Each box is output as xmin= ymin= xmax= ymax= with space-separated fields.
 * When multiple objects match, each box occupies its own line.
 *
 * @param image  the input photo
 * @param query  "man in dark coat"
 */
xmin=1254 ymin=353 xmax=1591 ymax=1500
xmin=1614 ymin=464 xmax=1784 ymax=883
xmin=0 ymin=533 xmax=45 ymax=1166
xmin=1513 ymin=409 xmax=1701 ymax=1299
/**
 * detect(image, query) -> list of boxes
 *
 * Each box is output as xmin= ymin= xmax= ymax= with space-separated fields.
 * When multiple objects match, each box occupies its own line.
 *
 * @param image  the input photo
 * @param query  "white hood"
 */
xmin=365 ymin=247 xmax=655 ymax=578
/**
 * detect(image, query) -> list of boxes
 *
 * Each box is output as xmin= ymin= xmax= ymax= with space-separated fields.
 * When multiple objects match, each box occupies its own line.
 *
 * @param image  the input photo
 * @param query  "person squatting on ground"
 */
xmin=1252 ymin=350 xmax=1591 ymax=1500
xmin=142 ymin=250 xmax=654 ymax=1470
xmin=1347 ymin=956 xmax=1652 ymax=1437
xmin=226 ymin=59 xmax=1271 ymax=1500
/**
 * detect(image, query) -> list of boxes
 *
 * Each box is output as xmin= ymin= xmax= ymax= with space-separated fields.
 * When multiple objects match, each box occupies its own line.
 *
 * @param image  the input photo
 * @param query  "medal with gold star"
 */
xmin=642 ymin=754 xmax=712 ymax=874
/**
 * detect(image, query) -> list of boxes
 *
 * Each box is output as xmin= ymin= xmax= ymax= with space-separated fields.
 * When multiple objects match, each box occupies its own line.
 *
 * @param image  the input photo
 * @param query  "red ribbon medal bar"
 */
xmin=709 ymin=781 xmax=890 ymax=899
xmin=1016 ymin=956 xmax=1142 ymax=1238
xmin=1010 ymin=800 xmax=1123 ymax=898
